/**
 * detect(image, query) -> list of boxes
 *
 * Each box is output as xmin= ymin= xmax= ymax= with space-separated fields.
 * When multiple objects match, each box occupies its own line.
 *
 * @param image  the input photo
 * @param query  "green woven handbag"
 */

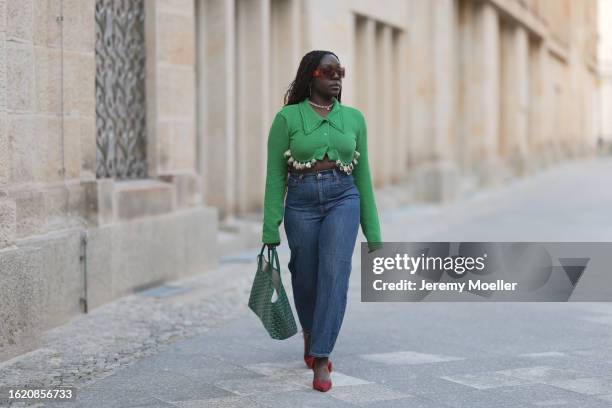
xmin=248 ymin=244 xmax=298 ymax=340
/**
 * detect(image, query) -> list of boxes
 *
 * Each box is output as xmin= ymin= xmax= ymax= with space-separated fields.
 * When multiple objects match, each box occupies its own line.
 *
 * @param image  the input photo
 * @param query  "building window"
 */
xmin=95 ymin=0 xmax=147 ymax=179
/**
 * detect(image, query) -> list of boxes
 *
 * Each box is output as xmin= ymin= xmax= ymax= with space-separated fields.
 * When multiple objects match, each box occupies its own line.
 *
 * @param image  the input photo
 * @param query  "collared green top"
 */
xmin=262 ymin=96 xmax=382 ymax=252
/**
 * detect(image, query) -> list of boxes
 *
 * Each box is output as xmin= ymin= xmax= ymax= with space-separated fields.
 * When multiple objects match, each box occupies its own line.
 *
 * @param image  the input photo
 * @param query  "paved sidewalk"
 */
xmin=3 ymin=157 xmax=612 ymax=407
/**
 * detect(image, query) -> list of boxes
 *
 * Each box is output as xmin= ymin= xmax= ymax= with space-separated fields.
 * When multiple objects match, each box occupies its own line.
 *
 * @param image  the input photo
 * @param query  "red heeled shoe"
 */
xmin=313 ymin=377 xmax=332 ymax=392
xmin=302 ymin=331 xmax=332 ymax=371
xmin=304 ymin=355 xmax=332 ymax=372
xmin=312 ymin=358 xmax=332 ymax=392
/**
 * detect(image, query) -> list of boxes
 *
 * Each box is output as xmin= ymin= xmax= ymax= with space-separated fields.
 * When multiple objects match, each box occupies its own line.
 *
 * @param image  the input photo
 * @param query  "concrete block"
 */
xmin=507 ymin=150 xmax=536 ymax=178
xmin=157 ymin=12 xmax=195 ymax=65
xmin=8 ymin=114 xmax=40 ymax=183
xmin=36 ymin=114 xmax=62 ymax=182
xmin=66 ymin=181 xmax=86 ymax=218
xmin=0 ymin=113 xmax=7 ymax=184
xmin=82 ymin=178 xmax=114 ymax=226
xmin=157 ymin=119 xmax=196 ymax=172
xmin=33 ymin=0 xmax=62 ymax=48
xmin=0 ymin=245 xmax=43 ymax=361
xmin=157 ymin=65 xmax=195 ymax=120
xmin=413 ymin=161 xmax=460 ymax=203
xmin=86 ymin=206 xmax=218 ymax=309
xmin=0 ymin=202 xmax=218 ymax=360
xmin=0 ymin=1 xmax=6 ymax=33
xmin=34 ymin=46 xmax=61 ymax=114
xmin=17 ymin=229 xmax=84 ymax=327
xmin=0 ymin=197 xmax=16 ymax=247
xmin=0 ymin=35 xmax=6 ymax=110
xmin=63 ymin=116 xmax=82 ymax=179
xmin=12 ymin=189 xmax=45 ymax=238
xmin=474 ymin=155 xmax=507 ymax=188
xmin=0 ymin=229 xmax=83 ymax=362
xmin=114 ymin=179 xmax=174 ymax=221
xmin=63 ymin=50 xmax=95 ymax=117
xmin=61 ymin=0 xmax=94 ymax=52
xmin=6 ymin=0 xmax=33 ymax=42
xmin=33 ymin=0 xmax=61 ymax=48
xmin=79 ymin=116 xmax=96 ymax=180
xmin=42 ymin=184 xmax=68 ymax=224
xmin=6 ymin=43 xmax=34 ymax=112
xmin=157 ymin=0 xmax=194 ymax=14
xmin=158 ymin=172 xmax=203 ymax=208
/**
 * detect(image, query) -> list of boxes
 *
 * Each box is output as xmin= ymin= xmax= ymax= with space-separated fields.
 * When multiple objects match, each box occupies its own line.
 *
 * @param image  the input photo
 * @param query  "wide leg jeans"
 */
xmin=283 ymin=168 xmax=360 ymax=357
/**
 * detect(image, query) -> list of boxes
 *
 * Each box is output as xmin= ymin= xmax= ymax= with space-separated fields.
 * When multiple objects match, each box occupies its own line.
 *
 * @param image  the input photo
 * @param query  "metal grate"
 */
xmin=95 ymin=0 xmax=147 ymax=179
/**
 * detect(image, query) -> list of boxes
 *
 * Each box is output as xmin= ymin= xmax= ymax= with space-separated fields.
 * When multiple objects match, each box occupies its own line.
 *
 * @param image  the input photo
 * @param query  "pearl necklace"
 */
xmin=308 ymin=99 xmax=334 ymax=111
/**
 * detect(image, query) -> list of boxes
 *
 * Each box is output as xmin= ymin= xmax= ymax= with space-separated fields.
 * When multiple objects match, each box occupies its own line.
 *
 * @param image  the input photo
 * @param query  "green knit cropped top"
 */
xmin=262 ymin=96 xmax=382 ymax=252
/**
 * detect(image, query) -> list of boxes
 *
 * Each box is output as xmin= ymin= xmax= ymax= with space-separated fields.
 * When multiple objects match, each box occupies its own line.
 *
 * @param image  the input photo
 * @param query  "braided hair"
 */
xmin=283 ymin=50 xmax=342 ymax=106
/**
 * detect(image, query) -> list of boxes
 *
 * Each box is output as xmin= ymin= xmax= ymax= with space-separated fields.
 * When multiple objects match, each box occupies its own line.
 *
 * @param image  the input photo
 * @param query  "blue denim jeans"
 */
xmin=283 ymin=168 xmax=360 ymax=357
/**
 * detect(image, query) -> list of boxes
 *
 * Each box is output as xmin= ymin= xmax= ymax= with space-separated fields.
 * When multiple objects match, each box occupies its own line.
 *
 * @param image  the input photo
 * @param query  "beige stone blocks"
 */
xmin=79 ymin=116 xmax=96 ymax=180
xmin=0 ymin=196 xmax=16 ymax=248
xmin=0 ymin=113 xmax=6 ymax=184
xmin=43 ymin=184 xmax=68 ymax=223
xmin=114 ymin=180 xmax=174 ymax=221
xmin=36 ymin=115 xmax=62 ymax=182
xmin=0 ymin=1 xmax=7 ymax=34
xmin=63 ymin=51 xmax=95 ymax=118
xmin=6 ymin=42 xmax=34 ymax=112
xmin=33 ymin=0 xmax=62 ymax=48
xmin=7 ymin=115 xmax=40 ymax=183
xmin=7 ymin=0 xmax=33 ymax=43
xmin=157 ymin=119 xmax=196 ymax=173
xmin=158 ymin=0 xmax=194 ymax=15
xmin=0 ymin=35 xmax=5 ymax=111
xmin=0 ymin=0 xmax=95 ymax=241
xmin=157 ymin=65 xmax=196 ymax=120
xmin=158 ymin=12 xmax=195 ymax=66
xmin=61 ymin=0 xmax=94 ymax=53
xmin=146 ymin=0 xmax=197 ymax=179
xmin=34 ymin=46 xmax=61 ymax=114
xmin=63 ymin=117 xmax=83 ymax=180
xmin=12 ymin=189 xmax=45 ymax=238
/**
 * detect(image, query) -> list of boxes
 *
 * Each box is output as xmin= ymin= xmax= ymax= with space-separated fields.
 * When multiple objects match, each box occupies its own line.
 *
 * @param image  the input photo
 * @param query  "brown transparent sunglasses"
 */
xmin=312 ymin=64 xmax=346 ymax=80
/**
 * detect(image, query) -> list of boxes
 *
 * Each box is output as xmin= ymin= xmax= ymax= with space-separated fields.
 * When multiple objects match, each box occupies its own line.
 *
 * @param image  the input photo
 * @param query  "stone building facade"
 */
xmin=0 ymin=0 xmax=599 ymax=361
xmin=599 ymin=0 xmax=612 ymax=143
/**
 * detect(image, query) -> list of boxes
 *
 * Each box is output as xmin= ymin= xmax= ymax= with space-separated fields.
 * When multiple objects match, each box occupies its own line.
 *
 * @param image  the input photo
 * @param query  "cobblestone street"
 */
xmin=2 ymin=157 xmax=612 ymax=407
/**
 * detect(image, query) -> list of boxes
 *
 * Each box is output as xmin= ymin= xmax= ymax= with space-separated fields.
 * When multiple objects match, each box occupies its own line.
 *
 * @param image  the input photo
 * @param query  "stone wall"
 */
xmin=196 ymin=0 xmax=599 ymax=212
xmin=599 ymin=0 xmax=612 ymax=142
xmin=0 ymin=0 xmax=217 ymax=362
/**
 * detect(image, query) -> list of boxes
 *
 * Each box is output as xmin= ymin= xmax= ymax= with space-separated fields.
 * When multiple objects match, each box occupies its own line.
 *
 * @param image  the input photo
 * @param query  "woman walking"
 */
xmin=261 ymin=50 xmax=382 ymax=392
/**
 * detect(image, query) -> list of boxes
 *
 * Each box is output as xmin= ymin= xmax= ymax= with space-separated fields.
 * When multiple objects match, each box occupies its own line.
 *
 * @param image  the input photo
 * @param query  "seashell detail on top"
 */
xmin=284 ymin=149 xmax=360 ymax=175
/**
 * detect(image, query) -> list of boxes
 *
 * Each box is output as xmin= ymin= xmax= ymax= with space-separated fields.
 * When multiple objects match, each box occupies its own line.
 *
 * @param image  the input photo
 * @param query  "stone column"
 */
xmin=145 ymin=0 xmax=203 ymax=210
xmin=500 ymin=23 xmax=531 ymax=176
xmin=468 ymin=1 xmax=504 ymax=187
xmin=354 ymin=17 xmax=380 ymax=185
xmin=196 ymin=0 xmax=236 ymax=217
xmin=376 ymin=24 xmax=393 ymax=185
xmin=407 ymin=0 xmax=433 ymax=177
xmin=145 ymin=0 xmax=197 ymax=177
xmin=270 ymin=0 xmax=302 ymax=112
xmin=392 ymin=29 xmax=410 ymax=183
xmin=235 ymin=0 xmax=270 ymax=215
xmin=412 ymin=0 xmax=460 ymax=202
xmin=528 ymin=37 xmax=551 ymax=169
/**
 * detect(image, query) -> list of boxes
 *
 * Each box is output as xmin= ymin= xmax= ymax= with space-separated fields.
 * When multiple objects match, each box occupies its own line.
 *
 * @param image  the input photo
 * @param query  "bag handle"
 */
xmin=267 ymin=246 xmax=283 ymax=297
